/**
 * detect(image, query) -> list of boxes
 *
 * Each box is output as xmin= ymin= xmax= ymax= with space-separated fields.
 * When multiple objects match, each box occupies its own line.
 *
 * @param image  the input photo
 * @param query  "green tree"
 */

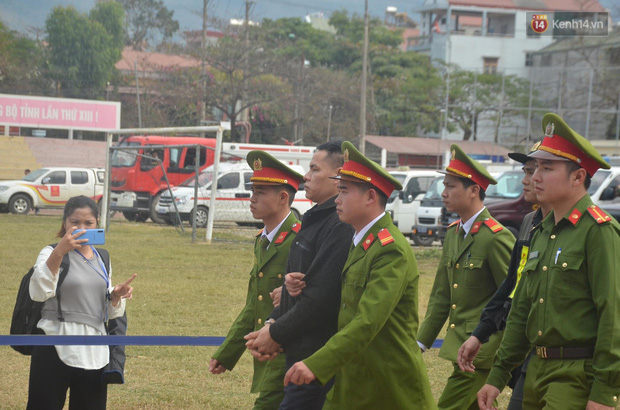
xmin=0 ymin=21 xmax=48 ymax=94
xmin=443 ymin=65 xmax=533 ymax=141
xmin=201 ymin=35 xmax=290 ymax=142
xmin=45 ymin=4 xmax=125 ymax=98
xmin=120 ymin=0 xmax=179 ymax=50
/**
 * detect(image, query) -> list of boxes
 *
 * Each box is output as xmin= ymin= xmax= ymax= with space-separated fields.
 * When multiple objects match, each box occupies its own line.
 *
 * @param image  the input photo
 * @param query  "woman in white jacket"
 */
xmin=27 ymin=195 xmax=136 ymax=410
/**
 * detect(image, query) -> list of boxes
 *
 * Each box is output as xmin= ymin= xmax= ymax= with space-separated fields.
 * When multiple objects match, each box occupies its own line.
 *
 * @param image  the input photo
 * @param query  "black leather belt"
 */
xmin=535 ymin=346 xmax=595 ymax=359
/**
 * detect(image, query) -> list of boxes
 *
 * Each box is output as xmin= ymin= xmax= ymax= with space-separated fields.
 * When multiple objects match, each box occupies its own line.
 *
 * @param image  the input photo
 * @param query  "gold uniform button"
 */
xmin=562 ymin=262 xmax=568 ymax=268
xmin=542 ymin=266 xmax=548 ymax=271
xmin=258 ymin=295 xmax=263 ymax=301
xmin=538 ymin=330 xmax=542 ymax=336
xmin=550 ymin=234 xmax=556 ymax=239
xmin=258 ymin=272 xmax=264 ymax=278
xmin=452 ymin=304 xmax=457 ymax=309
xmin=456 ymin=263 xmax=460 ymax=268
xmin=258 ymin=318 xmax=262 ymax=324
xmin=539 ymin=298 xmax=544 ymax=304
xmin=614 ymin=396 xmax=618 ymax=402
xmin=450 ymin=324 xmax=455 ymax=329
xmin=453 ymin=284 xmax=458 ymax=289
xmin=469 ymin=263 xmax=474 ymax=268
xmin=278 ymin=274 xmax=283 ymax=279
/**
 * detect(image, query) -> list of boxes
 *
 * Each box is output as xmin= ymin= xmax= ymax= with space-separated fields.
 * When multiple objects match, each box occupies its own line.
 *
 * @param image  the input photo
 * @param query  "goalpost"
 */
xmin=101 ymin=123 xmax=230 ymax=243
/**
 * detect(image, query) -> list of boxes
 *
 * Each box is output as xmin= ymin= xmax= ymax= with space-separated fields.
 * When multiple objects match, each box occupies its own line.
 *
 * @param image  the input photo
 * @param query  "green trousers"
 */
xmin=253 ymin=389 xmax=285 ymax=410
xmin=438 ymin=363 xmax=491 ymax=410
xmin=522 ymin=356 xmax=593 ymax=410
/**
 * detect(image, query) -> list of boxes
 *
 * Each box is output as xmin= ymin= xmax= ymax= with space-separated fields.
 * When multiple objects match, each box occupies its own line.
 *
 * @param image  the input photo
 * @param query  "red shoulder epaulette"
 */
xmin=448 ymin=220 xmax=461 ymax=231
xmin=470 ymin=221 xmax=482 ymax=234
xmin=586 ymin=204 xmax=612 ymax=224
xmin=256 ymin=228 xmax=264 ymax=237
xmin=362 ymin=233 xmax=375 ymax=251
xmin=291 ymin=222 xmax=301 ymax=233
xmin=568 ymin=208 xmax=583 ymax=226
xmin=274 ymin=231 xmax=289 ymax=244
xmin=483 ymin=218 xmax=504 ymax=233
xmin=377 ymin=228 xmax=394 ymax=246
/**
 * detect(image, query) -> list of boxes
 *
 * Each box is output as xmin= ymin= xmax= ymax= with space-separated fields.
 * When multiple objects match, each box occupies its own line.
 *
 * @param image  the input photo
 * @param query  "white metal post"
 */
xmin=206 ymin=126 xmax=224 ymax=243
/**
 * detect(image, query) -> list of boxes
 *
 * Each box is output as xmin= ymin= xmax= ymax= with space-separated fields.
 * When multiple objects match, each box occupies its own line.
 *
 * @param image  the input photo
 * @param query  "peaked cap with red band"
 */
xmin=440 ymin=144 xmax=497 ymax=191
xmin=246 ymin=150 xmax=304 ymax=190
xmin=330 ymin=141 xmax=403 ymax=197
xmin=528 ymin=113 xmax=610 ymax=177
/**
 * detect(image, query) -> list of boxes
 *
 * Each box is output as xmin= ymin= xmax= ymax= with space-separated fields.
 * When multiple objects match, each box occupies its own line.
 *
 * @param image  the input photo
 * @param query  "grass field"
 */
xmin=0 ymin=214 xmax=512 ymax=409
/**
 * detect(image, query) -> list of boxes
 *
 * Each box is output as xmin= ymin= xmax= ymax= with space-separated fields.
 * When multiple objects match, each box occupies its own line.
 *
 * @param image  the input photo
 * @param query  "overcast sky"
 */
xmin=0 ymin=0 xmax=426 ymax=34
xmin=0 ymin=0 xmax=617 ymax=37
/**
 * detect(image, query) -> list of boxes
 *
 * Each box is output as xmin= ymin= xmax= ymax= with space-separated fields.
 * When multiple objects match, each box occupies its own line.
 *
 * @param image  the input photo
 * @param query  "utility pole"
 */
xmin=359 ymin=0 xmax=369 ymax=154
xmin=241 ymin=0 xmax=253 ymax=142
xmin=200 ymin=0 xmax=208 ymax=137
xmin=134 ymin=61 xmax=142 ymax=128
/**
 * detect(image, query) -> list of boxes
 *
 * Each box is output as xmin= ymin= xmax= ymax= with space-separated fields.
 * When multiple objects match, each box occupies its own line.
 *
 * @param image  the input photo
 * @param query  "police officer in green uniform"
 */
xmin=209 ymin=151 xmax=304 ymax=409
xmin=478 ymin=113 xmax=620 ymax=410
xmin=417 ymin=144 xmax=515 ymax=410
xmin=283 ymin=141 xmax=436 ymax=409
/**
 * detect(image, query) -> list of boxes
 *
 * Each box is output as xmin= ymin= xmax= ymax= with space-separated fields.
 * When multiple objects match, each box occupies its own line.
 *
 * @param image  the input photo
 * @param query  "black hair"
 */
xmin=57 ymin=195 xmax=99 ymax=237
xmin=565 ymin=161 xmax=592 ymax=190
xmin=358 ymin=182 xmax=389 ymax=209
xmin=316 ymin=140 xmax=345 ymax=168
xmin=461 ymin=177 xmax=486 ymax=201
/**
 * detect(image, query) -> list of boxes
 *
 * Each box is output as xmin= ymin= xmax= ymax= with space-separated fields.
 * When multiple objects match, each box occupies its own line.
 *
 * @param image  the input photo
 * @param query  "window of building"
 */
xmin=525 ymin=52 xmax=534 ymax=67
xmin=608 ymin=47 xmax=620 ymax=65
xmin=483 ymin=57 xmax=499 ymax=74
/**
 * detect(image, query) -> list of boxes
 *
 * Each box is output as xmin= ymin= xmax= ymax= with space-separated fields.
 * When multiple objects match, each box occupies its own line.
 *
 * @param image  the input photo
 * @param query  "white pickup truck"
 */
xmin=0 ymin=167 xmax=105 ymax=214
xmin=156 ymin=162 xmax=313 ymax=227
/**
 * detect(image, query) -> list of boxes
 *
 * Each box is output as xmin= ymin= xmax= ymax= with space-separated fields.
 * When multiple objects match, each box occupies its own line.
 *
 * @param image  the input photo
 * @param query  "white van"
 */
xmin=386 ymin=170 xmax=439 ymax=237
xmin=155 ymin=162 xmax=312 ymax=227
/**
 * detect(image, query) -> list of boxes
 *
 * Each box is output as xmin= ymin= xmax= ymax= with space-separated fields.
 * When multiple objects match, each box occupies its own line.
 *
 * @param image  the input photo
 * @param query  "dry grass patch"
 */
xmin=1 ymin=215 xmax=510 ymax=408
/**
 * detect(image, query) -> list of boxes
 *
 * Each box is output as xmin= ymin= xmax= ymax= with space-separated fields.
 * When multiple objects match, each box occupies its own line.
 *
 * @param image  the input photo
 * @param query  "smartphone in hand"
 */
xmin=75 ymin=229 xmax=105 ymax=245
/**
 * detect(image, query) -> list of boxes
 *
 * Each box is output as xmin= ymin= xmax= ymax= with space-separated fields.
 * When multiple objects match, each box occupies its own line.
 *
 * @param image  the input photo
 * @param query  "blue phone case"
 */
xmin=76 ymin=229 xmax=105 ymax=245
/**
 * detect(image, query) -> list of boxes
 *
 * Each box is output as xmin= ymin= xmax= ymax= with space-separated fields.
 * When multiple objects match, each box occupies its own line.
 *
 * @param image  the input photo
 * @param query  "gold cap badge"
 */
xmin=451 ymin=149 xmax=456 ymax=161
xmin=344 ymin=149 xmax=350 ymax=162
xmin=253 ymin=158 xmax=263 ymax=171
xmin=545 ymin=122 xmax=555 ymax=137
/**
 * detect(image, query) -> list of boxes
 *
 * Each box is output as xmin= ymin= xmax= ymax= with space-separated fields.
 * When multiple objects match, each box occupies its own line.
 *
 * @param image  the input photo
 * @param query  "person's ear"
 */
xmin=572 ymin=168 xmax=587 ymax=186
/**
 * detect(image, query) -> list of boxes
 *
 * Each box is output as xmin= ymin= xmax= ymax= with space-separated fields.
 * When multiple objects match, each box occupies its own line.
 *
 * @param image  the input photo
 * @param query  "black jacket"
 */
xmin=269 ymin=195 xmax=354 ymax=360
xmin=472 ymin=208 xmax=543 ymax=343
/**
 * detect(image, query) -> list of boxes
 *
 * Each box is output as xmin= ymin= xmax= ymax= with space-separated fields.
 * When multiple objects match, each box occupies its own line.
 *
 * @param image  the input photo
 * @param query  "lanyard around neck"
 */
xmin=74 ymin=246 xmax=109 ymax=288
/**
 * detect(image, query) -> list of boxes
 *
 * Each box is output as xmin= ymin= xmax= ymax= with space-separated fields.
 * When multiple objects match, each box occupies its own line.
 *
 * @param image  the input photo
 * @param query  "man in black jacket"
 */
xmin=457 ymin=143 xmax=550 ymax=410
xmin=245 ymin=141 xmax=354 ymax=410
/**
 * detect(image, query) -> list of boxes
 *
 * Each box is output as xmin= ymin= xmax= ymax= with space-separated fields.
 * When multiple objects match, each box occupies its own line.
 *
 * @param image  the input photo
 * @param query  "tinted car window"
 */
xmin=71 ymin=171 xmax=88 ymax=185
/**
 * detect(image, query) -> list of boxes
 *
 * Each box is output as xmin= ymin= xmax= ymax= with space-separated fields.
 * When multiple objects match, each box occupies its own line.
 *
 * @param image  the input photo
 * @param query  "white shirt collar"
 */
xmin=261 ymin=212 xmax=291 ymax=247
xmin=461 ymin=206 xmax=485 ymax=237
xmin=353 ymin=212 xmax=385 ymax=247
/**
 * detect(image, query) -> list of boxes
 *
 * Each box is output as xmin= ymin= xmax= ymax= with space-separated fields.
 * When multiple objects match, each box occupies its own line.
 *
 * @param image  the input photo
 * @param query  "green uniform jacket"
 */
xmin=304 ymin=213 xmax=436 ymax=409
xmin=486 ymin=195 xmax=620 ymax=407
xmin=418 ymin=208 xmax=514 ymax=369
xmin=212 ymin=212 xmax=300 ymax=393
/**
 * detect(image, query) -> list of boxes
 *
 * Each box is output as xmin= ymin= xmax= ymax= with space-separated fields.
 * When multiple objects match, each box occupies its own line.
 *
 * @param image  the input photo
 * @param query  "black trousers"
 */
xmin=27 ymin=345 xmax=107 ymax=410
xmin=279 ymin=355 xmax=335 ymax=410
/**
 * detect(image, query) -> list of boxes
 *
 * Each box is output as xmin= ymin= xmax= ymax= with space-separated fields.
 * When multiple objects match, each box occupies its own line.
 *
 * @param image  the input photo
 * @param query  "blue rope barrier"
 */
xmin=0 ymin=335 xmax=444 ymax=348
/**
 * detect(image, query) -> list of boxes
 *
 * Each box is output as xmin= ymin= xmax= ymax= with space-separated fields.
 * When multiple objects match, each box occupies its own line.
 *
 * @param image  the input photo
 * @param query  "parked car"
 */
xmin=0 ymin=167 xmax=105 ymax=214
xmin=411 ymin=176 xmax=445 ymax=246
xmin=155 ymin=162 xmax=312 ymax=227
xmin=386 ymin=170 xmax=439 ymax=238
xmin=413 ymin=170 xmax=528 ymax=245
